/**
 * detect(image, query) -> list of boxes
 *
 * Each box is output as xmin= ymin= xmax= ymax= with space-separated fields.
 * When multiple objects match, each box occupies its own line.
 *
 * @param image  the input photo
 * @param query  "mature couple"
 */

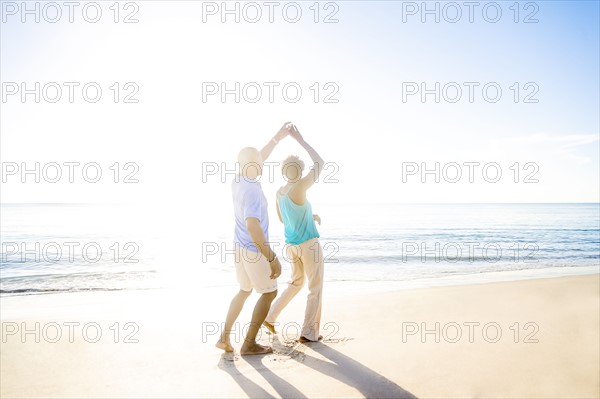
xmin=216 ymin=122 xmax=325 ymax=355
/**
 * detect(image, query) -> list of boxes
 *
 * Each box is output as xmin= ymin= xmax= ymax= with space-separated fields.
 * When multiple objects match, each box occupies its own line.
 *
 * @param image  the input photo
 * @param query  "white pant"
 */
xmin=266 ymin=237 xmax=324 ymax=341
xmin=234 ymin=246 xmax=278 ymax=294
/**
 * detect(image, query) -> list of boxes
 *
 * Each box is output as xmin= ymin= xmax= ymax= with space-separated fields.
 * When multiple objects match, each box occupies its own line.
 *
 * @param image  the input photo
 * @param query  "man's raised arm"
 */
xmin=260 ymin=122 xmax=292 ymax=162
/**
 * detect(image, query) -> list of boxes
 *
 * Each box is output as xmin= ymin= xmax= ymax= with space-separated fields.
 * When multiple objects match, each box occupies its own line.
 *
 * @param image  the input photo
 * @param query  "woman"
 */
xmin=263 ymin=124 xmax=325 ymax=342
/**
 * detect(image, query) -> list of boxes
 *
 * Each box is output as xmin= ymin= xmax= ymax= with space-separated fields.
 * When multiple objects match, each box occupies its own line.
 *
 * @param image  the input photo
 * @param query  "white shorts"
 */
xmin=235 ymin=246 xmax=278 ymax=294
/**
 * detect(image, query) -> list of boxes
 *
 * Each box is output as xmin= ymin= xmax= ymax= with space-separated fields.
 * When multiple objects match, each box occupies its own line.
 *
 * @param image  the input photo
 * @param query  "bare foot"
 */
xmin=298 ymin=335 xmax=323 ymax=343
xmin=263 ymin=321 xmax=277 ymax=334
xmin=216 ymin=339 xmax=234 ymax=352
xmin=240 ymin=342 xmax=273 ymax=356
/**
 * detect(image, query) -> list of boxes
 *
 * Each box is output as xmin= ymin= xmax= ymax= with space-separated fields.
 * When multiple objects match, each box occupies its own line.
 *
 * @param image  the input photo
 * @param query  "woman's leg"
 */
xmin=300 ymin=238 xmax=325 ymax=341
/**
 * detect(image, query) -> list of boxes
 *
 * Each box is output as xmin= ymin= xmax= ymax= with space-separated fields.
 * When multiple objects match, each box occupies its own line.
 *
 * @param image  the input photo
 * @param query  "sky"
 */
xmin=1 ymin=0 xmax=599 ymax=208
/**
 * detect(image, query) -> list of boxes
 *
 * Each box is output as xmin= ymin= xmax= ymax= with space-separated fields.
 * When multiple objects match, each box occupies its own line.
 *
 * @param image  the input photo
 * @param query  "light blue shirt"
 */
xmin=232 ymin=177 xmax=269 ymax=253
xmin=278 ymin=193 xmax=319 ymax=245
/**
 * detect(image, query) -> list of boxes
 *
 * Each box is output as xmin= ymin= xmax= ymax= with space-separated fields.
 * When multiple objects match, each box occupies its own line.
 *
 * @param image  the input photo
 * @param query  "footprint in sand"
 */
xmin=218 ymin=335 xmax=355 ymax=366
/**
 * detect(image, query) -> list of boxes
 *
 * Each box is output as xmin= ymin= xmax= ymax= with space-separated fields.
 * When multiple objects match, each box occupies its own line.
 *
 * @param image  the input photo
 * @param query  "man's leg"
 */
xmin=300 ymin=238 xmax=325 ymax=342
xmin=217 ymin=247 xmax=253 ymax=352
xmin=216 ymin=289 xmax=251 ymax=352
xmin=265 ymin=245 xmax=305 ymax=331
xmin=239 ymin=249 xmax=278 ymax=355
xmin=241 ymin=290 xmax=277 ymax=355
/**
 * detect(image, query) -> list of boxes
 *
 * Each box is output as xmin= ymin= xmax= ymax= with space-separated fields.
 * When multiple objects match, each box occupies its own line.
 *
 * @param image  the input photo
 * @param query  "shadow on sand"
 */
xmin=218 ymin=337 xmax=416 ymax=399
xmin=218 ymin=353 xmax=276 ymax=398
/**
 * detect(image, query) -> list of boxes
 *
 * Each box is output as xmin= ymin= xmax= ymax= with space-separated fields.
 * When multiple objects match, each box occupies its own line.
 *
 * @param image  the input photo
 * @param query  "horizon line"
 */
xmin=1 ymin=202 xmax=599 ymax=206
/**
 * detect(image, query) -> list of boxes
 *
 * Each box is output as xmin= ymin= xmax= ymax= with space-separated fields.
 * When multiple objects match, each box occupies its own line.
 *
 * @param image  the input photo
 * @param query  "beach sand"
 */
xmin=1 ymin=274 xmax=598 ymax=398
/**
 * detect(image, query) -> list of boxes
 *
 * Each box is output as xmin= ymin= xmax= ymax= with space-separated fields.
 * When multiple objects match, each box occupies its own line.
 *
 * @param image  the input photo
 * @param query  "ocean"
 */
xmin=1 ymin=203 xmax=599 ymax=296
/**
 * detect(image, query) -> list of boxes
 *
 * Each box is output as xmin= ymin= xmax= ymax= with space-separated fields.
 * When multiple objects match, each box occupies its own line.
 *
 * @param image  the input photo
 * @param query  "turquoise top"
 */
xmin=278 ymin=192 xmax=320 ymax=245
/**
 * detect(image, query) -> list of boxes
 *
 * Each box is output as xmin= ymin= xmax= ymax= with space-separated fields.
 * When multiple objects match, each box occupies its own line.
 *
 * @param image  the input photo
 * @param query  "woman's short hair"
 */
xmin=281 ymin=155 xmax=305 ymax=181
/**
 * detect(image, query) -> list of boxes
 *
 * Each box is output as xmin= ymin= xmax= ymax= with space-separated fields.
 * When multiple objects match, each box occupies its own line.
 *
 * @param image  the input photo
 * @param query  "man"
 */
xmin=216 ymin=122 xmax=290 ymax=355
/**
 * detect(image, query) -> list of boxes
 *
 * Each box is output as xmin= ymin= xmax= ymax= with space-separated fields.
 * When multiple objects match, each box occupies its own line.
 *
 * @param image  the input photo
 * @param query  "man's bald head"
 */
xmin=238 ymin=147 xmax=263 ymax=179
